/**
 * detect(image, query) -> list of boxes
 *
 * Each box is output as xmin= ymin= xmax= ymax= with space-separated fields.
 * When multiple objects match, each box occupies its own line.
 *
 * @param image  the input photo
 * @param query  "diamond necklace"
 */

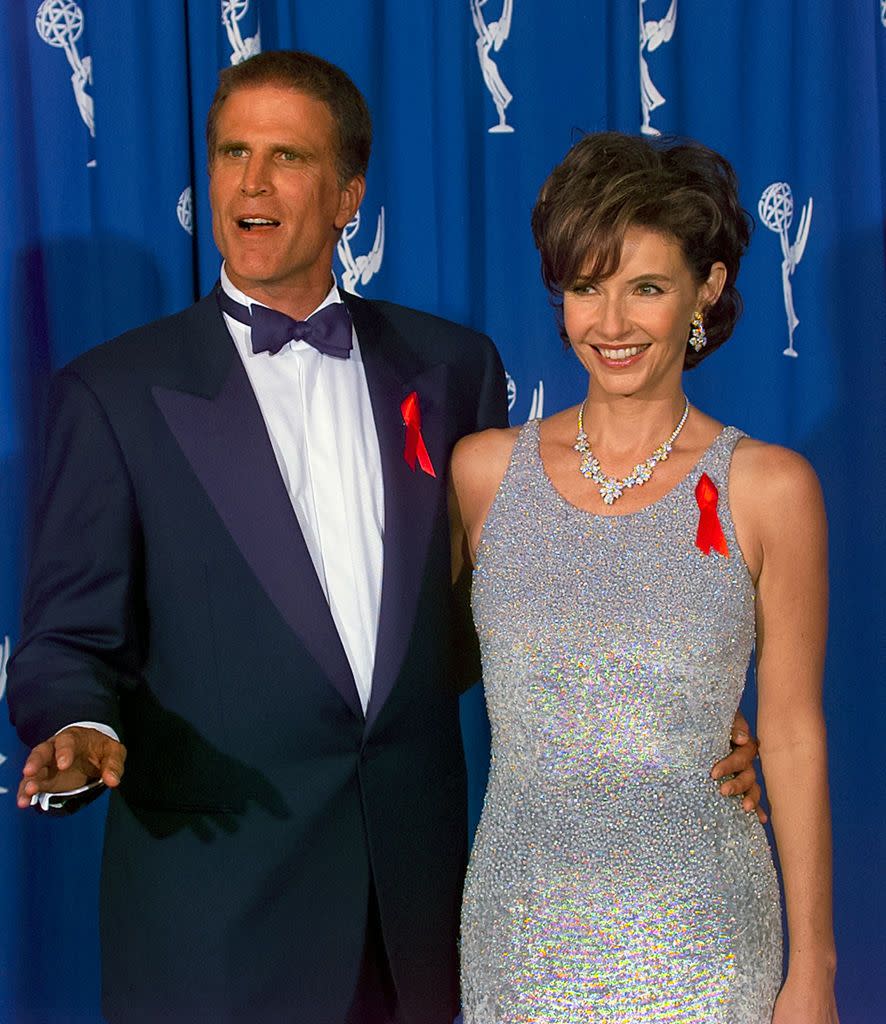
xmin=573 ymin=397 xmax=690 ymax=505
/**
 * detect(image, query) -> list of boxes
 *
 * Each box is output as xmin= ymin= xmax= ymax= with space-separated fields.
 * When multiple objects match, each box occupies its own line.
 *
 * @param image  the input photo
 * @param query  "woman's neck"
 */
xmin=577 ymin=391 xmax=689 ymax=461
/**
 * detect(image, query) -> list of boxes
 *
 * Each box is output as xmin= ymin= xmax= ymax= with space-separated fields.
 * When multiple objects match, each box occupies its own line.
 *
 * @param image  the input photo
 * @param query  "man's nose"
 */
xmin=239 ymin=156 xmax=272 ymax=196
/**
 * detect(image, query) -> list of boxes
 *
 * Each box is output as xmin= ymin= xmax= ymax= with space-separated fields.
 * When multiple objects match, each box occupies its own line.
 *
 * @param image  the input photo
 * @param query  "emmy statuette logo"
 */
xmin=337 ymin=208 xmax=385 ymax=296
xmin=35 ymin=0 xmax=96 ymax=165
xmin=881 ymin=0 xmax=885 ymax=27
xmin=177 ymin=186 xmax=194 ymax=236
xmin=758 ymin=182 xmax=813 ymax=359
xmin=471 ymin=0 xmax=515 ymax=133
xmin=505 ymin=372 xmax=545 ymax=422
xmin=222 ymin=0 xmax=261 ymax=65
xmin=528 ymin=380 xmax=544 ymax=421
xmin=505 ymin=372 xmax=517 ymax=413
xmin=639 ymin=0 xmax=677 ymax=137
xmin=0 ymin=635 xmax=10 ymax=796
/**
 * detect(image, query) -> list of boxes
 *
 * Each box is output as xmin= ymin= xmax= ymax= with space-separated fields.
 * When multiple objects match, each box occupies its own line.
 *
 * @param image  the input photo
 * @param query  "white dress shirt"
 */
xmin=37 ymin=267 xmax=384 ymax=809
xmin=219 ymin=265 xmax=384 ymax=711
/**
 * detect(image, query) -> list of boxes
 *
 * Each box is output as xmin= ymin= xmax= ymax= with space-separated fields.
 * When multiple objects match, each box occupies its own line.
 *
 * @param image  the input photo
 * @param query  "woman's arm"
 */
xmin=449 ymin=426 xmax=520 ymax=578
xmin=735 ymin=441 xmax=838 ymax=1023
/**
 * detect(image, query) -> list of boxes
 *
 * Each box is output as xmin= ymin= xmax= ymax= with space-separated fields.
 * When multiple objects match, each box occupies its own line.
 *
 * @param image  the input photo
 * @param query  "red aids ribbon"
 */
xmin=695 ymin=472 xmax=729 ymax=557
xmin=400 ymin=390 xmax=436 ymax=478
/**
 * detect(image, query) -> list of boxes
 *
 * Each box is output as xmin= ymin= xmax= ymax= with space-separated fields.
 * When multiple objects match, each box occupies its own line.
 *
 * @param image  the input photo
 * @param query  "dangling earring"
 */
xmin=689 ymin=310 xmax=707 ymax=352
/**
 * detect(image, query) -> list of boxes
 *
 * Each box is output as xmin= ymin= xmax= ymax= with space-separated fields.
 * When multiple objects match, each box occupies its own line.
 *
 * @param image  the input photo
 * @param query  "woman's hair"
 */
xmin=530 ymin=131 xmax=752 ymax=368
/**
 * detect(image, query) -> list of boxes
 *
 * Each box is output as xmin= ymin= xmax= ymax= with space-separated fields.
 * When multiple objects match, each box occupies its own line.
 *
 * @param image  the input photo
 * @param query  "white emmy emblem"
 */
xmin=527 ymin=380 xmax=544 ymax=420
xmin=758 ymin=182 xmax=813 ymax=359
xmin=177 ymin=186 xmax=194 ymax=235
xmin=222 ymin=0 xmax=261 ymax=65
xmin=35 ymin=0 xmax=96 ymax=163
xmin=337 ymin=208 xmax=385 ymax=295
xmin=639 ymin=0 xmax=677 ymax=137
xmin=471 ymin=0 xmax=515 ymax=134
xmin=882 ymin=0 xmax=886 ymax=27
xmin=505 ymin=372 xmax=517 ymax=412
xmin=0 ymin=635 xmax=10 ymax=796
xmin=506 ymin=373 xmax=544 ymax=420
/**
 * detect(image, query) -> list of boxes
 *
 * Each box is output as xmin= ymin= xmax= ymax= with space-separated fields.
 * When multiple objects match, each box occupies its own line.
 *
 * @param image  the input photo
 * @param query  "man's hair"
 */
xmin=206 ymin=50 xmax=372 ymax=185
xmin=530 ymin=131 xmax=752 ymax=368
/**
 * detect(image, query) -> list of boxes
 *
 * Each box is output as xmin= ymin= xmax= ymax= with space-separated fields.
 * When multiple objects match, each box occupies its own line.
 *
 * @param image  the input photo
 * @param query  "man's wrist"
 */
xmin=55 ymin=721 xmax=120 ymax=743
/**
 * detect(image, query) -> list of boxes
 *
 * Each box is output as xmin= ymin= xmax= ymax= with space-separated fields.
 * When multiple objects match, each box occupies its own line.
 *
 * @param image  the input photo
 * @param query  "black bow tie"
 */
xmin=216 ymin=287 xmax=353 ymax=358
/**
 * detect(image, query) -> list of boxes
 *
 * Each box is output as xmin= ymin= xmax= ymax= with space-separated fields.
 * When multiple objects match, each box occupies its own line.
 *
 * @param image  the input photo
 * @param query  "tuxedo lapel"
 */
xmin=152 ymin=297 xmax=362 ymax=718
xmin=345 ymin=295 xmax=450 ymax=732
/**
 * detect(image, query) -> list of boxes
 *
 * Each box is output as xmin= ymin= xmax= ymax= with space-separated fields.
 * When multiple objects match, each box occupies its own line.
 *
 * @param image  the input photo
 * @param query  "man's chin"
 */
xmin=222 ymin=260 xmax=281 ymax=296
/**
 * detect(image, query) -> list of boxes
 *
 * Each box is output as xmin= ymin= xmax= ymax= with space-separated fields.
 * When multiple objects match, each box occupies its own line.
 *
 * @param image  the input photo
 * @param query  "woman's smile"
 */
xmin=591 ymin=343 xmax=650 ymax=366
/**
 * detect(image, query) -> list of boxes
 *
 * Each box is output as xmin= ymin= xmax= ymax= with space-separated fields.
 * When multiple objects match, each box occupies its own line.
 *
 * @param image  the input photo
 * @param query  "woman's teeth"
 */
xmin=597 ymin=345 xmax=646 ymax=360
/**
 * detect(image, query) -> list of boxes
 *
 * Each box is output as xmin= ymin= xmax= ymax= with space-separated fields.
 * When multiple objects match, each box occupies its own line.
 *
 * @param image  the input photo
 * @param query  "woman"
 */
xmin=452 ymin=133 xmax=837 ymax=1023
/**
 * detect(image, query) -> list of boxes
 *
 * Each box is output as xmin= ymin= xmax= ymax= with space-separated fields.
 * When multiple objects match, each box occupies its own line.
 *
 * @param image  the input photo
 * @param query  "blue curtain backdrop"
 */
xmin=1 ymin=1 xmax=883 ymax=1020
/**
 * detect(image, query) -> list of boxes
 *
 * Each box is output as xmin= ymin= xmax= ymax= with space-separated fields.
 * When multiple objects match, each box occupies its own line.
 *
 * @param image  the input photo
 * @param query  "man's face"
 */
xmin=209 ymin=84 xmax=364 ymax=313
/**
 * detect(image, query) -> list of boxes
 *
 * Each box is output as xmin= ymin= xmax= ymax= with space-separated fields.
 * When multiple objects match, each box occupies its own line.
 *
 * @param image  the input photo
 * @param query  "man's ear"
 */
xmin=335 ymin=175 xmax=366 ymax=230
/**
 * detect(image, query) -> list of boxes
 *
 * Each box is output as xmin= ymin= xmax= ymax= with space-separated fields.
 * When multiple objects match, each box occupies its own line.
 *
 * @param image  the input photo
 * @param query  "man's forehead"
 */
xmin=220 ymin=83 xmax=329 ymax=115
xmin=216 ymin=85 xmax=334 ymax=138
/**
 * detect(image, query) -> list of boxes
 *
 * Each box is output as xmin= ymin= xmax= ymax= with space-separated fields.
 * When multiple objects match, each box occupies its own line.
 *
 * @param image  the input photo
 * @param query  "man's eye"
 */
xmin=278 ymin=151 xmax=299 ymax=162
xmin=223 ymin=147 xmax=247 ymax=158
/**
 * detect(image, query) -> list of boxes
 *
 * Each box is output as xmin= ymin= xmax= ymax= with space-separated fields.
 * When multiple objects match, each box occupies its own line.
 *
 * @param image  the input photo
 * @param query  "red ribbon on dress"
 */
xmin=695 ymin=472 xmax=729 ymax=557
xmin=400 ymin=390 xmax=436 ymax=478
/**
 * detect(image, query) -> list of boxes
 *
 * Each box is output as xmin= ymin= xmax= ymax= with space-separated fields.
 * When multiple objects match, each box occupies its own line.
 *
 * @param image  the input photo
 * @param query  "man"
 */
xmin=8 ymin=51 xmax=760 ymax=1024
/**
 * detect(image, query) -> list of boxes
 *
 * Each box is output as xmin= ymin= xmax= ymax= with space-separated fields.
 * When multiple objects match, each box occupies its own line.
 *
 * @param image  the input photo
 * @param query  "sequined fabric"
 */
xmin=460 ymin=422 xmax=782 ymax=1023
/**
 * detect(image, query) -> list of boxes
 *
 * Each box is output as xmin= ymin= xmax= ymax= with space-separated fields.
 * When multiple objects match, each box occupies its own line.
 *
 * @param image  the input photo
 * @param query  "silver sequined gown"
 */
xmin=460 ymin=422 xmax=782 ymax=1023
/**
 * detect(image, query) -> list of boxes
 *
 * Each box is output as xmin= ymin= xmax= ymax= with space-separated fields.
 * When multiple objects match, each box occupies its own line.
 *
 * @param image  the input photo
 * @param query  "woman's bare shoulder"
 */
xmin=732 ymin=437 xmax=822 ymax=501
xmin=451 ymin=425 xmax=522 ymax=486
xmin=450 ymin=425 xmax=523 ymax=541
xmin=731 ymin=437 xmax=825 ymax=540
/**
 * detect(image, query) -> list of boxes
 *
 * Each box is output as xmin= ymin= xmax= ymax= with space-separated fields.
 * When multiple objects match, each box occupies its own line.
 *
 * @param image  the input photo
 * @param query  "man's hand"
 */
xmin=711 ymin=711 xmax=767 ymax=823
xmin=16 ymin=727 xmax=126 ymax=809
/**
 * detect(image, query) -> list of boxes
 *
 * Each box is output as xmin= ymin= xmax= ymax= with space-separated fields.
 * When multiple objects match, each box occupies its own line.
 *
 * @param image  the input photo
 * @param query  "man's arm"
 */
xmin=711 ymin=710 xmax=765 ymax=822
xmin=8 ymin=369 xmax=142 ymax=804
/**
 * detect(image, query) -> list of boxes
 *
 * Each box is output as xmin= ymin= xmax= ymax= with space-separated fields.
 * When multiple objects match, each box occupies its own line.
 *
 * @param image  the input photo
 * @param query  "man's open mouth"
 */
xmin=237 ymin=217 xmax=280 ymax=230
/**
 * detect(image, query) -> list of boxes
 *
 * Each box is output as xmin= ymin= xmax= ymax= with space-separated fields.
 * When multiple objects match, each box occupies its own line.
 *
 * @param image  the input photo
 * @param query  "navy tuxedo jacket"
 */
xmin=8 ymin=291 xmax=508 ymax=1024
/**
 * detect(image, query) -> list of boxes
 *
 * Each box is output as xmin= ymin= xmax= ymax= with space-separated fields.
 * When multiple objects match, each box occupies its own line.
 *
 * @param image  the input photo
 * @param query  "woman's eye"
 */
xmin=636 ymin=283 xmax=663 ymax=295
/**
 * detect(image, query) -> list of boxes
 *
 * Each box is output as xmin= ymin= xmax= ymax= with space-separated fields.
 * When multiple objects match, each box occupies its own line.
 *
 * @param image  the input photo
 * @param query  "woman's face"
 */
xmin=563 ymin=226 xmax=725 ymax=399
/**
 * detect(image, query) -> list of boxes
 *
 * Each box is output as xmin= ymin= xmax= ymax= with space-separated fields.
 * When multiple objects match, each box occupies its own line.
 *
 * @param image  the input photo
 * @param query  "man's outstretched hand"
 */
xmin=711 ymin=711 xmax=767 ymax=823
xmin=16 ymin=726 xmax=126 ymax=808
